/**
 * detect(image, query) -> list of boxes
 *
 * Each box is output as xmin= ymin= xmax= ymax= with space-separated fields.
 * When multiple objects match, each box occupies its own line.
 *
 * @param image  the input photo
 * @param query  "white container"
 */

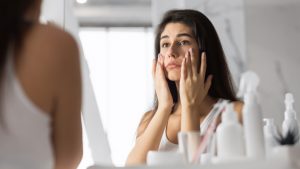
xmin=241 ymin=71 xmax=265 ymax=158
xmin=282 ymin=93 xmax=299 ymax=143
xmin=216 ymin=104 xmax=245 ymax=159
xmin=178 ymin=132 xmax=188 ymax=162
xmin=263 ymin=118 xmax=279 ymax=158
xmin=178 ymin=131 xmax=201 ymax=163
xmin=146 ymin=151 xmax=185 ymax=166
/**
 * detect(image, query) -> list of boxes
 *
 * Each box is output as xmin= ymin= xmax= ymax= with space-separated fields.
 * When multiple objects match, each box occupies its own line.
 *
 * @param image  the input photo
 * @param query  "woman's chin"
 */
xmin=167 ymin=74 xmax=180 ymax=82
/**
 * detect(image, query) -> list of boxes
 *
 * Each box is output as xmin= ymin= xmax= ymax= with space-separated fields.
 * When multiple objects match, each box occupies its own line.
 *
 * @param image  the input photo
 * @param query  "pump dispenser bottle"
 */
xmin=282 ymin=93 xmax=299 ymax=142
xmin=241 ymin=71 xmax=265 ymax=158
xmin=263 ymin=118 xmax=279 ymax=158
xmin=216 ymin=104 xmax=245 ymax=160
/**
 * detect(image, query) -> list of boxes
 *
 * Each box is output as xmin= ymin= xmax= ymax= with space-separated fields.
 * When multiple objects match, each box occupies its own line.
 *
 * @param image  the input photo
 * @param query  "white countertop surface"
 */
xmin=88 ymin=146 xmax=300 ymax=169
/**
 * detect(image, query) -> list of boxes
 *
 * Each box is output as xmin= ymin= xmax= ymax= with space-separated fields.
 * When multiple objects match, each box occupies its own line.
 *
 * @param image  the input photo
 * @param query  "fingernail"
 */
xmin=189 ymin=48 xmax=192 ymax=54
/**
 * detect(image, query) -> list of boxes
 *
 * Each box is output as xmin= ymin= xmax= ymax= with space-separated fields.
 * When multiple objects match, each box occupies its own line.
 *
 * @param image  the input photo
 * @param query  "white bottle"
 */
xmin=263 ymin=118 xmax=279 ymax=158
xmin=241 ymin=71 xmax=265 ymax=158
xmin=216 ymin=104 xmax=245 ymax=160
xmin=282 ymin=93 xmax=299 ymax=142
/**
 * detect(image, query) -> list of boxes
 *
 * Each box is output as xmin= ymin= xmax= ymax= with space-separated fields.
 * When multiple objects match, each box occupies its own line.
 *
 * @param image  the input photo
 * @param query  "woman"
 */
xmin=126 ymin=9 xmax=243 ymax=165
xmin=0 ymin=0 xmax=82 ymax=169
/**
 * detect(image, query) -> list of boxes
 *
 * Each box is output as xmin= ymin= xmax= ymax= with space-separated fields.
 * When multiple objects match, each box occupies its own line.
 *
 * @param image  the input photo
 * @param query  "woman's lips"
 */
xmin=166 ymin=63 xmax=181 ymax=69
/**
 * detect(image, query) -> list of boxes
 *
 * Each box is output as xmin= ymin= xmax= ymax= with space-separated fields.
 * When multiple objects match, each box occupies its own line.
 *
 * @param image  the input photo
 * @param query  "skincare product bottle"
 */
xmin=263 ymin=118 xmax=279 ymax=158
xmin=241 ymin=71 xmax=265 ymax=158
xmin=282 ymin=93 xmax=299 ymax=143
xmin=216 ymin=104 xmax=245 ymax=159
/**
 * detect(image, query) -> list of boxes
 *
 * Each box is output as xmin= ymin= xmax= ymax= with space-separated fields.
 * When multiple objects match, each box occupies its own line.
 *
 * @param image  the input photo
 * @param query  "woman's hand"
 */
xmin=179 ymin=49 xmax=213 ymax=131
xmin=152 ymin=54 xmax=173 ymax=112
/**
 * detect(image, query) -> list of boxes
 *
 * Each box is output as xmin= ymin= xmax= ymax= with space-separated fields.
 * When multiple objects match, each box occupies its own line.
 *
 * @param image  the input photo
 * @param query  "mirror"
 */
xmin=72 ymin=0 xmax=300 ymax=167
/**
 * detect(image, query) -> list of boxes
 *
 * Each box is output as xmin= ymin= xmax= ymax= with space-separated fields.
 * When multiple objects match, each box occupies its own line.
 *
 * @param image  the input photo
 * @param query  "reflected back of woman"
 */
xmin=0 ymin=1 xmax=83 ymax=169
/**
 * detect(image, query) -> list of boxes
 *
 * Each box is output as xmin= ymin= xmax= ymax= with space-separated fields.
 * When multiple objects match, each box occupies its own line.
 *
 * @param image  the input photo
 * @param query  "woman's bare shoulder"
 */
xmin=20 ymin=22 xmax=81 ymax=92
xmin=33 ymin=23 xmax=75 ymax=41
xmin=23 ymin=22 xmax=80 ymax=72
xmin=28 ymin=23 xmax=78 ymax=56
xmin=232 ymin=101 xmax=244 ymax=112
xmin=232 ymin=100 xmax=244 ymax=123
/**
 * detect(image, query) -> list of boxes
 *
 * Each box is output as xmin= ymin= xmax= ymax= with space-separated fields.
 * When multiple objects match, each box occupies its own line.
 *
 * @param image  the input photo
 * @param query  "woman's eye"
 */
xmin=161 ymin=43 xmax=169 ymax=48
xmin=177 ymin=40 xmax=190 ymax=46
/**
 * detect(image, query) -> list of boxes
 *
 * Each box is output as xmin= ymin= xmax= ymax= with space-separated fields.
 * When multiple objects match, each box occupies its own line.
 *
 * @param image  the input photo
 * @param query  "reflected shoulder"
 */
xmin=30 ymin=23 xmax=78 ymax=53
xmin=233 ymin=100 xmax=244 ymax=124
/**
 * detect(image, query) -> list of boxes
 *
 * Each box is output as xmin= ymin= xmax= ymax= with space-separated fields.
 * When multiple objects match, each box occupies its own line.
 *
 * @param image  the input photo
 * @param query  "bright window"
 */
xmin=78 ymin=27 xmax=155 ymax=167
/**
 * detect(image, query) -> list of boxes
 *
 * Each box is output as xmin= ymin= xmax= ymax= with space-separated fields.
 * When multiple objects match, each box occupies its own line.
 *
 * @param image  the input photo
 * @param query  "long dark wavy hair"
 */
xmin=0 ymin=0 xmax=37 ymax=122
xmin=152 ymin=9 xmax=237 ymax=112
xmin=0 ymin=0 xmax=36 ymax=80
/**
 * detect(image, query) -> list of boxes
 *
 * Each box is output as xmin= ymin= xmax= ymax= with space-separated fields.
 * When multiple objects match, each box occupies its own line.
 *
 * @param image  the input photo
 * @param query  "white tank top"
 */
xmin=0 ymin=53 xmax=54 ymax=169
xmin=158 ymin=99 xmax=229 ymax=151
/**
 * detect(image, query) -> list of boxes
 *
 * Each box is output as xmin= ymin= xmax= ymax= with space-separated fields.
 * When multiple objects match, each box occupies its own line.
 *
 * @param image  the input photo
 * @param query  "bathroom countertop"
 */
xmin=88 ymin=146 xmax=300 ymax=169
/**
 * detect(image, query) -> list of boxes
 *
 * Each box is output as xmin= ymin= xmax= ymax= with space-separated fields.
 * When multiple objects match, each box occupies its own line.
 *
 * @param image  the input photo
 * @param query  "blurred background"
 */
xmin=44 ymin=0 xmax=300 ymax=168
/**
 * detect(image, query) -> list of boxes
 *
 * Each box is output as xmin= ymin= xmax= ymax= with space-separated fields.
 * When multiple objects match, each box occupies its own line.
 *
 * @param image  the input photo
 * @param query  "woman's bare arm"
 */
xmin=126 ymin=107 xmax=171 ymax=166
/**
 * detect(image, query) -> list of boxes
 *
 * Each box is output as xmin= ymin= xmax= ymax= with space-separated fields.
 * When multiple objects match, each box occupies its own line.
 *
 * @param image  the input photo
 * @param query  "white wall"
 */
xmin=41 ymin=0 xmax=65 ymax=27
xmin=245 ymin=2 xmax=300 ymax=126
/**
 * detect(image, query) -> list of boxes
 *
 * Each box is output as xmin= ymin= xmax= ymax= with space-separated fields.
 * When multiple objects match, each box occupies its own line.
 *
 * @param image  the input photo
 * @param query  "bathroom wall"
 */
xmin=245 ymin=1 xmax=300 ymax=126
xmin=41 ymin=0 xmax=65 ymax=27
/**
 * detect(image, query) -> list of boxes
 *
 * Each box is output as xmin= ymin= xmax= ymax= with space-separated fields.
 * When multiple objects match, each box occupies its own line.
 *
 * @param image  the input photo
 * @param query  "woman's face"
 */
xmin=160 ymin=22 xmax=199 ymax=81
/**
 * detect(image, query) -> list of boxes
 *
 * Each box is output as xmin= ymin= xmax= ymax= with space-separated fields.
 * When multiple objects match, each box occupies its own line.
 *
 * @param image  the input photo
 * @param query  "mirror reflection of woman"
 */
xmin=126 ymin=9 xmax=243 ymax=166
xmin=0 ymin=0 xmax=82 ymax=169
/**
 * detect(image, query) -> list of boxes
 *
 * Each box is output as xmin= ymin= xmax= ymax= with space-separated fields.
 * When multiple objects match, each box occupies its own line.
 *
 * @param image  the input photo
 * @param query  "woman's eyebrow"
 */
xmin=176 ymin=33 xmax=193 ymax=38
xmin=160 ymin=33 xmax=193 ymax=40
xmin=160 ymin=35 xmax=169 ymax=40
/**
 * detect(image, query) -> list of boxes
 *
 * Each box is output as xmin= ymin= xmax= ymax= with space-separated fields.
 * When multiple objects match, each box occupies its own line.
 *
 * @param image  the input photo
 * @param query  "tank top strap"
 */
xmin=200 ymin=99 xmax=230 ymax=135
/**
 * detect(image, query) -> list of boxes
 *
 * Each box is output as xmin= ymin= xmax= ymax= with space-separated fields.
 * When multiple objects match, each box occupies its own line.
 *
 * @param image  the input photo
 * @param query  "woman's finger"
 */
xmin=181 ymin=57 xmax=187 ymax=80
xmin=161 ymin=54 xmax=165 ymax=68
xmin=158 ymin=53 xmax=162 ymax=65
xmin=186 ymin=50 xmax=192 ymax=77
xmin=190 ymin=48 xmax=197 ymax=77
xmin=152 ymin=57 xmax=157 ymax=78
xmin=204 ymin=74 xmax=213 ymax=92
xmin=157 ymin=54 xmax=164 ymax=75
xmin=199 ymin=52 xmax=207 ymax=81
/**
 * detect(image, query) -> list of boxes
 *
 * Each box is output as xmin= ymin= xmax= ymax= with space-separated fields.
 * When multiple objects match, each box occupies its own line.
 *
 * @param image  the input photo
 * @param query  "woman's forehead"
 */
xmin=161 ymin=22 xmax=193 ymax=38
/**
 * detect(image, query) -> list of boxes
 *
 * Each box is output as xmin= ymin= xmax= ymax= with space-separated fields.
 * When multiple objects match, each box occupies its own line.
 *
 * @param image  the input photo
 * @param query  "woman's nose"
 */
xmin=165 ymin=43 xmax=178 ymax=58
